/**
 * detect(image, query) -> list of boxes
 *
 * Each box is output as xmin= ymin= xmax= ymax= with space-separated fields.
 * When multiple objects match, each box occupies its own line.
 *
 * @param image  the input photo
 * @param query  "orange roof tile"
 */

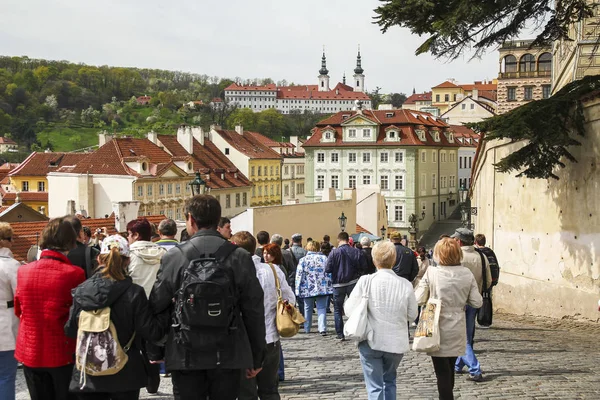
xmin=433 ymin=80 xmax=459 ymax=89
xmin=404 ymin=92 xmax=432 ymax=105
xmin=9 ymin=152 xmax=88 ymax=177
xmin=0 ymin=137 xmax=17 ymax=145
xmin=1 ymin=192 xmax=48 ymax=202
xmin=214 ymin=130 xmax=282 ymax=159
xmin=356 ymin=224 xmax=372 ymax=234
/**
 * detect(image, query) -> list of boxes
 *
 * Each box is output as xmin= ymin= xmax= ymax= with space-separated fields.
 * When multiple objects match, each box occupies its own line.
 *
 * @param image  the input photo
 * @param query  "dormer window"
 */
xmin=449 ymin=133 xmax=454 ymax=142
xmin=434 ymin=131 xmax=440 ymax=142
xmin=389 ymin=131 xmax=395 ymax=138
xmin=141 ymin=162 xmax=148 ymax=171
xmin=325 ymin=132 xmax=331 ymax=139
xmin=386 ymin=112 xmax=394 ymax=118
xmin=188 ymin=162 xmax=193 ymax=171
xmin=342 ymin=114 xmax=350 ymax=120
xmin=416 ymin=130 xmax=426 ymax=142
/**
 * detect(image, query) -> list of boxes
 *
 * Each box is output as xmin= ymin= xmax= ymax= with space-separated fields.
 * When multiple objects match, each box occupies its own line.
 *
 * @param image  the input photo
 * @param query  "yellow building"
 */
xmin=210 ymin=125 xmax=282 ymax=206
xmin=3 ymin=152 xmax=88 ymax=215
xmin=431 ymin=79 xmax=498 ymax=115
xmin=431 ymin=81 xmax=464 ymax=114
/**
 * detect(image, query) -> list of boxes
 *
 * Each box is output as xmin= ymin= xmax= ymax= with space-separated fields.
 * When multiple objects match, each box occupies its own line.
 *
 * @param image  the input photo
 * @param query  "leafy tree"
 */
xmin=390 ymin=93 xmax=407 ymax=108
xmin=257 ymin=108 xmax=285 ymax=138
xmin=367 ymin=87 xmax=384 ymax=110
xmin=227 ymin=107 xmax=259 ymax=131
xmin=374 ymin=0 xmax=598 ymax=59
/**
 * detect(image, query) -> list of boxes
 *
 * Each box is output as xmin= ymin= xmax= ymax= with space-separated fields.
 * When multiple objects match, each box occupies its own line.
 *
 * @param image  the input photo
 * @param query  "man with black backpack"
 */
xmin=390 ymin=232 xmax=419 ymax=282
xmin=474 ymin=233 xmax=500 ymax=328
xmin=150 ymin=195 xmax=266 ymax=400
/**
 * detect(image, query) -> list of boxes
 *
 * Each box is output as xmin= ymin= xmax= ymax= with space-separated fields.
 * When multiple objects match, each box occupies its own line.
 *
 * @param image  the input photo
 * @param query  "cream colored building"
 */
xmin=497 ymin=40 xmax=552 ymax=114
xmin=0 ymin=137 xmax=18 ymax=153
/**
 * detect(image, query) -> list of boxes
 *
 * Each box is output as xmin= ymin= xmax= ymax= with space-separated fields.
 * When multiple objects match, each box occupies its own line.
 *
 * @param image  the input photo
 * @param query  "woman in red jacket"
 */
xmin=14 ymin=217 xmax=85 ymax=400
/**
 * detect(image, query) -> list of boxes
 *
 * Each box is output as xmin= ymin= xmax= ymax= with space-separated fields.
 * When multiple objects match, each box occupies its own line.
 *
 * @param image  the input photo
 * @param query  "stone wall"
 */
xmin=471 ymin=96 xmax=600 ymax=322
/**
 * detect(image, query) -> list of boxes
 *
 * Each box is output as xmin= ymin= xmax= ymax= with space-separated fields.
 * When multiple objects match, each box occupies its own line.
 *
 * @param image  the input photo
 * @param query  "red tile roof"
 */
xmin=226 ymin=82 xmax=371 ymax=100
xmin=433 ymin=81 xmax=459 ymax=89
xmin=10 ymin=214 xmax=166 ymax=262
xmin=356 ymin=224 xmax=372 ymax=234
xmin=303 ymin=109 xmax=459 ymax=148
xmin=0 ymin=137 xmax=17 ymax=145
xmin=225 ymin=83 xmax=277 ymax=91
xmin=404 ymin=92 xmax=432 ymax=105
xmin=156 ymin=135 xmax=252 ymax=189
xmin=136 ymin=96 xmax=152 ymax=105
xmin=9 ymin=152 xmax=88 ymax=177
xmin=449 ymin=125 xmax=480 ymax=148
xmin=1 ymin=192 xmax=48 ymax=202
xmin=214 ymin=130 xmax=283 ymax=159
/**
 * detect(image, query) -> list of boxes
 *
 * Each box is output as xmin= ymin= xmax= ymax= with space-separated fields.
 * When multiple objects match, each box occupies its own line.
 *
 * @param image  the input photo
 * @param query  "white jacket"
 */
xmin=415 ymin=265 xmax=482 ymax=357
xmin=252 ymin=255 xmax=296 ymax=344
xmin=345 ymin=269 xmax=418 ymax=354
xmin=128 ymin=241 xmax=166 ymax=297
xmin=0 ymin=248 xmax=20 ymax=351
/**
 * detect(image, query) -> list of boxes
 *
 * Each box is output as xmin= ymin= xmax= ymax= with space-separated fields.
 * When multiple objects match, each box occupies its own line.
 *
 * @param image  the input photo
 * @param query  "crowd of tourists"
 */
xmin=0 ymin=194 xmax=500 ymax=400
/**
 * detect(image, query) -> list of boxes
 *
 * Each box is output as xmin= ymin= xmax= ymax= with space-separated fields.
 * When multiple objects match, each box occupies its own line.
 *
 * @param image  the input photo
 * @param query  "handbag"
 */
xmin=476 ymin=252 xmax=493 ymax=327
xmin=343 ymin=275 xmax=373 ymax=341
xmin=269 ymin=263 xmax=305 ymax=338
xmin=412 ymin=268 xmax=442 ymax=352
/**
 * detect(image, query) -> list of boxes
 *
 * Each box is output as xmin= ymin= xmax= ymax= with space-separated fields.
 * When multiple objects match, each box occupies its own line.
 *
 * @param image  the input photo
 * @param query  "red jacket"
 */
xmin=14 ymin=250 xmax=85 ymax=368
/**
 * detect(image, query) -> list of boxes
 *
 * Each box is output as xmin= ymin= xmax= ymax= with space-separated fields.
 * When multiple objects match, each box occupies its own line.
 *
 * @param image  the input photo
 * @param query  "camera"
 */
xmin=96 ymin=228 xmax=102 ymax=234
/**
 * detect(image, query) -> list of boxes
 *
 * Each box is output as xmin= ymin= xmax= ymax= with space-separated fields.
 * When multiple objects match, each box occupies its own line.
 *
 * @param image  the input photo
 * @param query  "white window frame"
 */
xmin=362 ymin=128 xmax=371 ymax=138
xmin=380 ymin=152 xmax=389 ymax=163
xmin=317 ymin=175 xmax=325 ymax=190
xmin=317 ymin=153 xmax=325 ymax=163
xmin=348 ymin=175 xmax=356 ymax=189
xmin=380 ymin=175 xmax=389 ymax=190
xmin=394 ymin=205 xmax=404 ymax=222
xmin=395 ymin=175 xmax=404 ymax=191
xmin=362 ymin=152 xmax=371 ymax=163
xmin=395 ymin=152 xmax=404 ymax=163
xmin=349 ymin=152 xmax=357 ymax=163
xmin=331 ymin=153 xmax=339 ymax=163
xmin=331 ymin=175 xmax=339 ymax=189
xmin=348 ymin=129 xmax=357 ymax=138
xmin=363 ymin=175 xmax=371 ymax=185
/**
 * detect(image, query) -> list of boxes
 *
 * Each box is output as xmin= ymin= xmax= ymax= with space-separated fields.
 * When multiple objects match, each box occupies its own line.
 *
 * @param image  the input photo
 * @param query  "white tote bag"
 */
xmin=412 ymin=297 xmax=442 ymax=352
xmin=343 ymin=275 xmax=373 ymax=341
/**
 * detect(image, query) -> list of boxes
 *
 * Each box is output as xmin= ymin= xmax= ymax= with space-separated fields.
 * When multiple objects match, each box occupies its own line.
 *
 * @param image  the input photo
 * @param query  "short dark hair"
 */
xmin=256 ymin=231 xmax=270 ymax=246
xmin=337 ymin=232 xmax=349 ymax=242
xmin=284 ymin=238 xmax=290 ymax=245
xmin=218 ymin=217 xmax=231 ymax=228
xmin=65 ymin=215 xmax=82 ymax=236
xmin=158 ymin=219 xmax=177 ymax=236
xmin=126 ymin=218 xmax=153 ymax=241
xmin=475 ymin=234 xmax=486 ymax=246
xmin=323 ymin=235 xmax=330 ymax=242
xmin=321 ymin=241 xmax=332 ymax=256
xmin=307 ymin=237 xmax=313 ymax=243
xmin=231 ymin=231 xmax=256 ymax=254
xmin=40 ymin=217 xmax=78 ymax=252
xmin=82 ymin=226 xmax=91 ymax=238
xmin=185 ymin=195 xmax=221 ymax=230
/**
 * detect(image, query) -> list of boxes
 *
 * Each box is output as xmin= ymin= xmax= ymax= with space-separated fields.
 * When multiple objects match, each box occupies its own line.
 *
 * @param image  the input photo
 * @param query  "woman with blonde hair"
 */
xmin=345 ymin=241 xmax=417 ymax=400
xmin=65 ymin=235 xmax=165 ymax=399
xmin=415 ymin=238 xmax=482 ymax=400
xmin=0 ymin=222 xmax=20 ymax=400
xmin=295 ymin=241 xmax=332 ymax=335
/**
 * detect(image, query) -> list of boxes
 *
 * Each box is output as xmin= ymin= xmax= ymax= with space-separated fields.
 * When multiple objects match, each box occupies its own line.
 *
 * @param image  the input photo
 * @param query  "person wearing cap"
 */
xmin=390 ymin=232 xmax=419 ymax=283
xmin=451 ymin=227 xmax=492 ymax=382
xmin=65 ymin=235 xmax=166 ymax=398
xmin=270 ymin=234 xmax=295 ymax=284
xmin=290 ymin=233 xmax=307 ymax=266
xmin=359 ymin=237 xmax=376 ymax=275
xmin=325 ymin=232 xmax=368 ymax=341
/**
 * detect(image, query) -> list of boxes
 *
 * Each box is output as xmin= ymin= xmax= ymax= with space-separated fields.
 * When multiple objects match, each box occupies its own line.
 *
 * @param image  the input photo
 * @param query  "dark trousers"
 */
xmin=332 ymin=283 xmax=356 ymax=337
xmin=431 ymin=356 xmax=458 ymax=400
xmin=142 ymin=344 xmax=160 ymax=394
xmin=23 ymin=364 xmax=76 ymax=400
xmin=171 ymin=368 xmax=241 ymax=400
xmin=238 ymin=341 xmax=280 ymax=400
xmin=76 ymin=390 xmax=140 ymax=400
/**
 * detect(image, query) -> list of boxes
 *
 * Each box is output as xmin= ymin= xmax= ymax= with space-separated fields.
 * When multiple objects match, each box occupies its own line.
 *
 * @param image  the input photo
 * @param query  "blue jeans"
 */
xmin=303 ymin=295 xmax=329 ymax=333
xmin=358 ymin=342 xmax=403 ymax=400
xmin=278 ymin=344 xmax=285 ymax=381
xmin=333 ymin=283 xmax=356 ymax=337
xmin=455 ymin=305 xmax=481 ymax=375
xmin=0 ymin=350 xmax=16 ymax=400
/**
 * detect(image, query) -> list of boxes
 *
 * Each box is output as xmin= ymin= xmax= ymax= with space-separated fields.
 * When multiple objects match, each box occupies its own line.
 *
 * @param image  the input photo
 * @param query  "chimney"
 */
xmin=66 ymin=200 xmax=76 ymax=215
xmin=472 ymin=88 xmax=479 ymax=101
xmin=177 ymin=125 xmax=194 ymax=154
xmin=191 ymin=126 xmax=205 ymax=146
xmin=147 ymin=131 xmax=157 ymax=144
xmin=15 ymin=192 xmax=21 ymax=203
xmin=210 ymin=124 xmax=222 ymax=131
xmin=235 ymin=125 xmax=244 ymax=135
xmin=99 ymin=131 xmax=113 ymax=147
xmin=112 ymin=201 xmax=141 ymax=233
xmin=39 ymin=206 xmax=46 ymax=215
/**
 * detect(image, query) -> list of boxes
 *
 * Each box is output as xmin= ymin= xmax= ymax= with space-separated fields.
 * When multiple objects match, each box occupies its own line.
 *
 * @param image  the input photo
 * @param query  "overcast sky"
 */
xmin=1 ymin=0 xmax=501 ymax=94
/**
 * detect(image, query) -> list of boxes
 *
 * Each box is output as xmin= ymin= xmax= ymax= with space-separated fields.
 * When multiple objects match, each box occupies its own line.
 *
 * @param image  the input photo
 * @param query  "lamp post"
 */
xmin=458 ymin=184 xmax=471 ymax=230
xmin=189 ymin=171 xmax=208 ymax=196
xmin=338 ymin=212 xmax=347 ymax=232
xmin=380 ymin=225 xmax=386 ymax=239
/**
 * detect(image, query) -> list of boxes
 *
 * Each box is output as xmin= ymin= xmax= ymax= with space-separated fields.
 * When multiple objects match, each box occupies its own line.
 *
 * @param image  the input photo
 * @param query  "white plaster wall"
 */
xmin=441 ymin=98 xmax=494 ymax=125
xmin=471 ymin=97 xmax=600 ymax=321
xmin=230 ymin=208 xmax=254 ymax=235
xmin=458 ymin=148 xmax=476 ymax=187
xmin=209 ymin=129 xmax=250 ymax=177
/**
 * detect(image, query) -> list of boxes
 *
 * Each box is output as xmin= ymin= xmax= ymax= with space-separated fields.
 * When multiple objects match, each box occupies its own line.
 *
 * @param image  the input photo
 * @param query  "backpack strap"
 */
xmin=213 ymin=241 xmax=238 ymax=262
xmin=477 ymin=250 xmax=488 ymax=294
xmin=85 ymin=245 xmax=92 ymax=278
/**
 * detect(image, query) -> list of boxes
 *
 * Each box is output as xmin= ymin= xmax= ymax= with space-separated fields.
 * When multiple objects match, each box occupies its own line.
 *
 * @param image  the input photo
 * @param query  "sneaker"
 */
xmin=320 ymin=331 xmax=327 ymax=336
xmin=468 ymin=374 xmax=483 ymax=382
xmin=455 ymin=369 xmax=465 ymax=374
xmin=336 ymin=335 xmax=345 ymax=341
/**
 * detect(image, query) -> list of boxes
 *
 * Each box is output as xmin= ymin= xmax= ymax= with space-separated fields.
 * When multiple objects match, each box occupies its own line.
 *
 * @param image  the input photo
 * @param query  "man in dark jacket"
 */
xmin=325 ymin=232 xmax=368 ymax=340
xmin=390 ymin=232 xmax=419 ymax=282
xmin=359 ymin=237 xmax=376 ymax=275
xmin=65 ymin=215 xmax=99 ymax=278
xmin=150 ymin=195 xmax=266 ymax=400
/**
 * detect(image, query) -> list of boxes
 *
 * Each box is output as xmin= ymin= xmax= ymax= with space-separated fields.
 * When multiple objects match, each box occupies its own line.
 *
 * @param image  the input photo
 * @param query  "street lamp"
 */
xmin=420 ymin=210 xmax=426 ymax=220
xmin=338 ymin=212 xmax=347 ymax=232
xmin=189 ymin=171 xmax=207 ymax=196
xmin=380 ymin=225 xmax=386 ymax=239
xmin=458 ymin=184 xmax=470 ymax=229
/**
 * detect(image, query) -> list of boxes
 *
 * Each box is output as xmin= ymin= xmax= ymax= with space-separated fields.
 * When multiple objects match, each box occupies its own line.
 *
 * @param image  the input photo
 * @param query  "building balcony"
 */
xmin=499 ymin=70 xmax=551 ymax=79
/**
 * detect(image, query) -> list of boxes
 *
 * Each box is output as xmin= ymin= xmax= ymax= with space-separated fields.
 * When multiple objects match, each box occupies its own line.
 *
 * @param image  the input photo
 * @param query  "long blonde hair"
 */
xmin=98 ymin=247 xmax=129 ymax=281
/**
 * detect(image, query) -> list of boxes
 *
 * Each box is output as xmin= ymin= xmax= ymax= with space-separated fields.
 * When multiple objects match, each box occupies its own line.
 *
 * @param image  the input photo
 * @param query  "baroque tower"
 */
xmin=318 ymin=51 xmax=330 ymax=91
xmin=353 ymin=46 xmax=365 ymax=92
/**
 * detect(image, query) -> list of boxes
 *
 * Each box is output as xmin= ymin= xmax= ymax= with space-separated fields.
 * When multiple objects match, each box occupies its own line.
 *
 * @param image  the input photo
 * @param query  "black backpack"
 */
xmin=172 ymin=240 xmax=238 ymax=352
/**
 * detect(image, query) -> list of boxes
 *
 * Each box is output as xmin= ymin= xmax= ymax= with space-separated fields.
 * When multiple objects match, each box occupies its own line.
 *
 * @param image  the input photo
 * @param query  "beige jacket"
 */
xmin=415 ymin=265 xmax=482 ymax=357
xmin=460 ymin=246 xmax=492 ymax=293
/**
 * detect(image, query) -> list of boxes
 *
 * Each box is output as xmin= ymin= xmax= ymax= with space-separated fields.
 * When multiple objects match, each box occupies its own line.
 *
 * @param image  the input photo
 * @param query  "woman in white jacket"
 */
xmin=415 ymin=238 xmax=482 ymax=400
xmin=0 ymin=222 xmax=21 ymax=400
xmin=345 ymin=241 xmax=418 ymax=400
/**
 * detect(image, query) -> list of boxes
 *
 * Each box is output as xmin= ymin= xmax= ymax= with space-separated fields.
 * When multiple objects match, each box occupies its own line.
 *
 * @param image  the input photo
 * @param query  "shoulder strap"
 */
xmin=85 ymin=246 xmax=92 ymax=278
xmin=213 ymin=241 xmax=237 ymax=261
xmin=268 ymin=263 xmax=282 ymax=300
xmin=478 ymin=251 xmax=488 ymax=293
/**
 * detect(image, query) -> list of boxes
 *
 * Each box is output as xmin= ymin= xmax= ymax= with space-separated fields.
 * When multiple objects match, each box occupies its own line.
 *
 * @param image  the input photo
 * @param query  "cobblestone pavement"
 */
xmin=16 ymin=313 xmax=600 ymax=399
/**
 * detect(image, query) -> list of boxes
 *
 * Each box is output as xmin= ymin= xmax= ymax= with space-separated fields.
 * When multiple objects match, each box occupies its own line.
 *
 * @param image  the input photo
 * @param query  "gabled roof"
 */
xmin=157 ymin=135 xmax=252 ymax=189
xmin=404 ymin=92 xmax=432 ymax=105
xmin=441 ymin=96 xmax=497 ymax=117
xmin=449 ymin=125 xmax=480 ymax=148
xmin=304 ymin=109 xmax=458 ymax=148
xmin=433 ymin=80 xmax=459 ymax=89
xmin=214 ymin=130 xmax=282 ymax=159
xmin=9 ymin=152 xmax=88 ymax=177
xmin=0 ymin=137 xmax=17 ymax=145
xmin=1 ymin=191 xmax=48 ymax=202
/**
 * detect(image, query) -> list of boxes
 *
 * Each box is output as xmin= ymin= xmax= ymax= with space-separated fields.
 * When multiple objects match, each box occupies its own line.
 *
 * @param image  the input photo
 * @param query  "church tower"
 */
xmin=318 ymin=51 xmax=330 ymax=92
xmin=353 ymin=46 xmax=365 ymax=92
